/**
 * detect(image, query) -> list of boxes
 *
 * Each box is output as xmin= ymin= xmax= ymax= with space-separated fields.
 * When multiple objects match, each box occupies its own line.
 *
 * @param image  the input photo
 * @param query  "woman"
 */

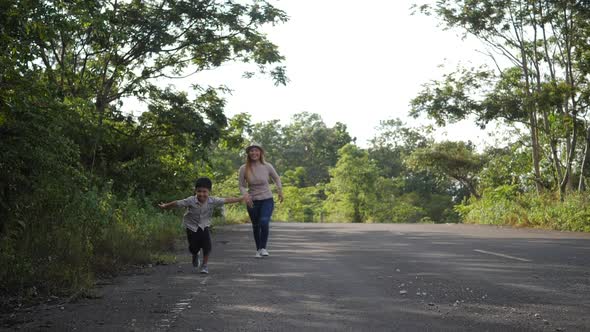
xmin=239 ymin=143 xmax=284 ymax=258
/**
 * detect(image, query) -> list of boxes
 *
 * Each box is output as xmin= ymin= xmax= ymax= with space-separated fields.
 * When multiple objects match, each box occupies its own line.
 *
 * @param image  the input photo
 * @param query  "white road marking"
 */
xmin=200 ymin=276 xmax=210 ymax=285
xmin=474 ymin=249 xmax=531 ymax=262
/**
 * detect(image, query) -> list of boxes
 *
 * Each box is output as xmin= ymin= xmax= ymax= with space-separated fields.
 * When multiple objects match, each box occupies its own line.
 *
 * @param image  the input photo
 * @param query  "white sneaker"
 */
xmin=255 ymin=250 xmax=262 ymax=258
xmin=260 ymin=248 xmax=269 ymax=256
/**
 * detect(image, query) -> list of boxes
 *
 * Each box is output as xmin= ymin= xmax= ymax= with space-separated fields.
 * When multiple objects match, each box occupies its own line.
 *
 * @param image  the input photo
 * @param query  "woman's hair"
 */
xmin=245 ymin=147 xmax=266 ymax=181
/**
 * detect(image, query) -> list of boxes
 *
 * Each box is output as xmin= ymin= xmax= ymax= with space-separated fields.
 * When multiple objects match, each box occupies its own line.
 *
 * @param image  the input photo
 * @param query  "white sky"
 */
xmin=150 ymin=0 xmax=504 ymax=148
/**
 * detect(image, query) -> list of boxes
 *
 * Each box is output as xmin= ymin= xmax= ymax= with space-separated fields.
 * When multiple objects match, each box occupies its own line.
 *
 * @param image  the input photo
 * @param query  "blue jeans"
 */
xmin=247 ymin=198 xmax=274 ymax=250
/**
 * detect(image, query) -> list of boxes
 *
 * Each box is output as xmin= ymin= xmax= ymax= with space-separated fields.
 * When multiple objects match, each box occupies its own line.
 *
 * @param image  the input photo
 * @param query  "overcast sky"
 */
xmin=153 ymin=0 xmax=502 ymax=148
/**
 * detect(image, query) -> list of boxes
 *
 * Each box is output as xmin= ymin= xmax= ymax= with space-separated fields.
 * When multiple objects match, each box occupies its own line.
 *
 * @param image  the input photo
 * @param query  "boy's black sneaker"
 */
xmin=192 ymin=254 xmax=200 ymax=268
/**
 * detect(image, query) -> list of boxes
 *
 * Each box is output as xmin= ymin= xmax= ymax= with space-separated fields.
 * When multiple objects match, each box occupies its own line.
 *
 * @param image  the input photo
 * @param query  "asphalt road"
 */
xmin=5 ymin=223 xmax=590 ymax=331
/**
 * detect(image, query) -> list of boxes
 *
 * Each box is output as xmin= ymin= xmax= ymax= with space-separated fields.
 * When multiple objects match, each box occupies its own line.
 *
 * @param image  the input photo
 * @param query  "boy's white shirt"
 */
xmin=176 ymin=196 xmax=224 ymax=232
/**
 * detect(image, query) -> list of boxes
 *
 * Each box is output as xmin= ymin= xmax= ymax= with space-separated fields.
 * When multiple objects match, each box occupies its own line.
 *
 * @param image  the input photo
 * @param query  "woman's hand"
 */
xmin=278 ymin=192 xmax=284 ymax=203
xmin=244 ymin=193 xmax=254 ymax=208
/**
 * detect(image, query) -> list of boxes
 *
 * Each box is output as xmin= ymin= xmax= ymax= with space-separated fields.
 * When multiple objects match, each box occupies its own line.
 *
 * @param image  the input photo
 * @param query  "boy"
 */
xmin=159 ymin=177 xmax=243 ymax=274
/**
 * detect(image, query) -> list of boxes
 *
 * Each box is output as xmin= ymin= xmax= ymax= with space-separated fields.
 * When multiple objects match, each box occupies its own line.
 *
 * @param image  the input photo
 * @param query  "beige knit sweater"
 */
xmin=238 ymin=162 xmax=283 ymax=201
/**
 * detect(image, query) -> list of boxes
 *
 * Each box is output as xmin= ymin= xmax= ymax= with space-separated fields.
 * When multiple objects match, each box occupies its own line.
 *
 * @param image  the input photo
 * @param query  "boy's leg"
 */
xmin=198 ymin=227 xmax=212 ymax=274
xmin=186 ymin=228 xmax=200 ymax=267
xmin=259 ymin=198 xmax=275 ymax=251
xmin=200 ymin=227 xmax=212 ymax=264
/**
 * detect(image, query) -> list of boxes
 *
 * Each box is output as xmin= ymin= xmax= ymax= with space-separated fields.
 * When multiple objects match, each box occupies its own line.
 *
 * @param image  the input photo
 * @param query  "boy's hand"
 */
xmin=159 ymin=201 xmax=177 ymax=209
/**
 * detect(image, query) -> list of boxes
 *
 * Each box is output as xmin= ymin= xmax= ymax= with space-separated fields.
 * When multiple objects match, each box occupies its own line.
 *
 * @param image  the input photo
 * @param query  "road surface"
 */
xmin=4 ymin=223 xmax=590 ymax=331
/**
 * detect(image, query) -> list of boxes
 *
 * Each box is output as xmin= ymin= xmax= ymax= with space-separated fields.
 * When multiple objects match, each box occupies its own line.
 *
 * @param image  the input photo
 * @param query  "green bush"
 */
xmin=0 ymin=187 xmax=181 ymax=298
xmin=370 ymin=192 xmax=427 ymax=223
xmin=274 ymin=185 xmax=324 ymax=222
xmin=456 ymin=187 xmax=590 ymax=231
xmin=90 ymin=190 xmax=181 ymax=275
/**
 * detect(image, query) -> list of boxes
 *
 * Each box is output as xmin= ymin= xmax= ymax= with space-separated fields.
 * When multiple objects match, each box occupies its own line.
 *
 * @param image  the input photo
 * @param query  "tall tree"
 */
xmin=413 ymin=0 xmax=590 ymax=197
xmin=249 ymin=112 xmax=352 ymax=186
xmin=406 ymin=141 xmax=486 ymax=199
xmin=282 ymin=112 xmax=352 ymax=185
xmin=368 ymin=119 xmax=460 ymax=222
xmin=368 ymin=118 xmax=431 ymax=179
xmin=16 ymin=0 xmax=288 ymax=177
xmin=325 ymin=144 xmax=378 ymax=223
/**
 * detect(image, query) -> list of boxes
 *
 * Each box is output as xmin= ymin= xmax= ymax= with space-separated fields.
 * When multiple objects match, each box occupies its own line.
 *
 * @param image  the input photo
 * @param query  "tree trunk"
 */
xmin=532 ymin=3 xmax=564 ymax=190
xmin=90 ymin=99 xmax=106 ymax=176
xmin=559 ymin=3 xmax=578 ymax=197
xmin=513 ymin=1 xmax=543 ymax=193
xmin=525 ymin=77 xmax=543 ymax=193
xmin=578 ymin=127 xmax=590 ymax=191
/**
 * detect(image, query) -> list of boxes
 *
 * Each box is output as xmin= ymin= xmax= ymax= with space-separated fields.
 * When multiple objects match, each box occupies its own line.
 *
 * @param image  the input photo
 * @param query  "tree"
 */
xmin=249 ymin=119 xmax=285 ymax=168
xmin=406 ymin=141 xmax=486 ymax=199
xmin=367 ymin=119 xmax=460 ymax=223
xmin=413 ymin=0 xmax=590 ymax=197
xmin=249 ymin=112 xmax=352 ymax=186
xmin=478 ymin=144 xmax=532 ymax=190
xmin=368 ymin=118 xmax=431 ymax=179
xmin=15 ymin=0 xmax=288 ymax=179
xmin=0 ymin=0 xmax=290 ymax=297
xmin=206 ymin=113 xmax=254 ymax=180
xmin=282 ymin=113 xmax=352 ymax=185
xmin=325 ymin=144 xmax=378 ymax=223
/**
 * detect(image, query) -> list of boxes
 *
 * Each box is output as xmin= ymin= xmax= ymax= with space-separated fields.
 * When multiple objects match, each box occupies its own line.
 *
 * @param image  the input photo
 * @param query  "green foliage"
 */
xmin=409 ymin=67 xmax=492 ymax=127
xmin=5 ymin=0 xmax=590 ymax=304
xmin=324 ymin=144 xmax=378 ymax=223
xmin=414 ymin=0 xmax=590 ymax=196
xmin=367 ymin=119 xmax=462 ymax=223
xmin=479 ymin=144 xmax=533 ymax=189
xmin=282 ymin=167 xmax=308 ymax=188
xmin=0 ymin=186 xmax=180 ymax=297
xmin=371 ymin=186 xmax=427 ymax=223
xmin=406 ymin=141 xmax=486 ymax=198
xmin=1 ymin=0 xmax=291 ymax=301
xmin=249 ymin=112 xmax=352 ymax=186
xmin=274 ymin=185 xmax=325 ymax=222
xmin=212 ymin=175 xmax=250 ymax=224
xmin=368 ymin=118 xmax=432 ymax=178
xmin=92 ymin=192 xmax=180 ymax=274
xmin=389 ymin=201 xmax=427 ymax=224
xmin=457 ymin=186 xmax=590 ymax=231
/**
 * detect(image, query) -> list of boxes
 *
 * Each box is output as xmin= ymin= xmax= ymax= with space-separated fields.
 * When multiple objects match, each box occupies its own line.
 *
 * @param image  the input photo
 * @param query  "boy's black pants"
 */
xmin=186 ymin=227 xmax=212 ymax=256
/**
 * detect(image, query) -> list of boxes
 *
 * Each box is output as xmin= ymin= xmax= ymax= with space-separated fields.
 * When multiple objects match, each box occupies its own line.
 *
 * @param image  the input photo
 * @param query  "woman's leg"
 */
xmin=247 ymin=202 xmax=262 ymax=250
xmin=259 ymin=199 xmax=274 ymax=250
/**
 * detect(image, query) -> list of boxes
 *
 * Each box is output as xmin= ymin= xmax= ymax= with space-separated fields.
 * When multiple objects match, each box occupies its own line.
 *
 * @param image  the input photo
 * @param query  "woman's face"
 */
xmin=248 ymin=147 xmax=261 ymax=161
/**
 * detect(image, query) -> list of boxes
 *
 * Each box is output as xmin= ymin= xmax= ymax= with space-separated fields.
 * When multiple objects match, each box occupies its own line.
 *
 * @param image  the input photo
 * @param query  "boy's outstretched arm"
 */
xmin=158 ymin=201 xmax=177 ymax=209
xmin=223 ymin=196 xmax=244 ymax=204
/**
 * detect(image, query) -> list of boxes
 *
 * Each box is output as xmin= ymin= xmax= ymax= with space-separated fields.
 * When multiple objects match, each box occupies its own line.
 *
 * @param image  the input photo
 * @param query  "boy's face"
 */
xmin=195 ymin=187 xmax=210 ymax=203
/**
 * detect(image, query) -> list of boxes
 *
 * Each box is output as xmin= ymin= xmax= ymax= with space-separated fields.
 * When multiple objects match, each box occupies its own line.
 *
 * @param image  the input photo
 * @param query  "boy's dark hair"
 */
xmin=195 ymin=177 xmax=212 ymax=190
